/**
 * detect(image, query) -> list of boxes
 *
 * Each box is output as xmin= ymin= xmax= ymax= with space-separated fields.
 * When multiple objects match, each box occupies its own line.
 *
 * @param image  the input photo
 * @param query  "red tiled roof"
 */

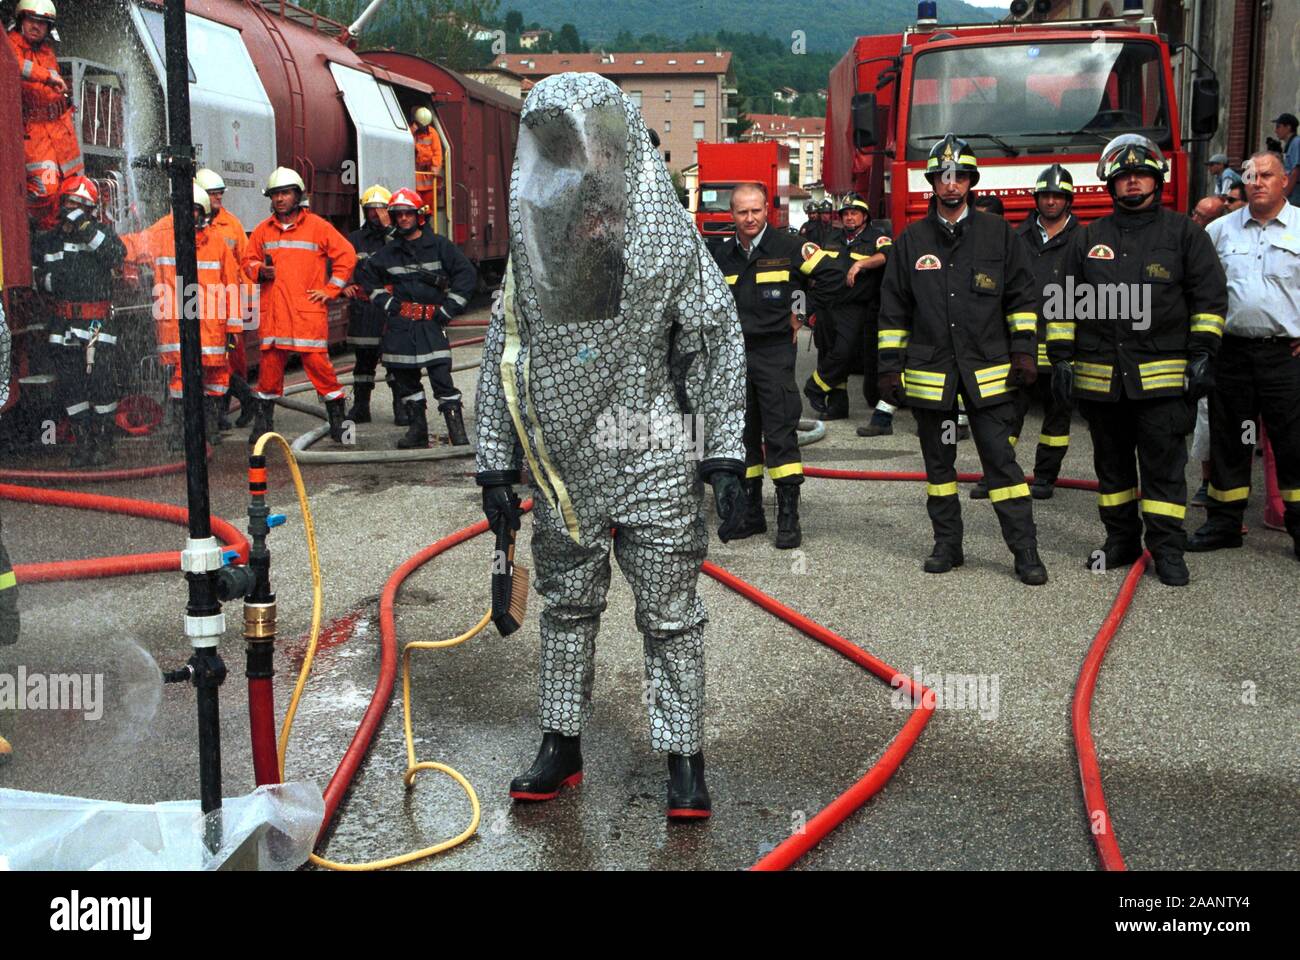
xmin=494 ymin=51 xmax=733 ymax=77
xmin=746 ymin=113 xmax=825 ymax=137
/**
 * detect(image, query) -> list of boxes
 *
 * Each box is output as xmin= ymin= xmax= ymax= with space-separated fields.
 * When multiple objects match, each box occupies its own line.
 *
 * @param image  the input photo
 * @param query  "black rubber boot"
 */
xmin=346 ymin=384 xmax=373 ymax=424
xmin=739 ymin=477 xmax=766 ymax=537
xmin=390 ymin=379 xmax=410 ymax=426
xmin=775 ymin=484 xmax=801 ymax=550
xmin=87 ymin=414 xmax=116 ymax=467
xmin=1013 ymin=546 xmax=1049 ymax=586
xmin=68 ymin=415 xmax=95 ymax=468
xmin=216 ymin=393 xmax=234 ymax=431
xmin=857 ymin=410 xmax=894 ymax=437
xmin=229 ymin=375 xmax=257 ymax=428
xmin=1084 ymin=539 xmax=1143 ymax=572
xmin=824 ymin=388 xmax=850 ymax=421
xmin=924 ymin=542 xmax=964 ymax=573
xmin=1186 ymin=524 xmax=1244 ymax=552
xmin=509 ymin=732 xmax=583 ymax=801
xmin=325 ymin=397 xmax=347 ymax=443
xmin=396 ymin=400 xmax=428 ymax=449
xmin=443 ymin=404 xmax=469 ymax=446
xmin=249 ymin=398 xmax=275 ymax=447
xmin=1151 ymin=553 xmax=1190 ymax=586
xmin=1030 ymin=477 xmax=1056 ymax=500
xmin=666 ymin=752 xmax=711 ymax=820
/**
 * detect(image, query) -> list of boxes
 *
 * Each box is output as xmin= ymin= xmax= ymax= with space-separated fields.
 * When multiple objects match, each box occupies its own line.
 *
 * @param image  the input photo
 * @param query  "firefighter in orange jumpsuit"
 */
xmin=195 ymin=168 xmax=257 ymax=431
xmin=8 ymin=0 xmax=83 ymax=230
xmin=411 ymin=107 xmax=443 ymax=213
xmin=243 ymin=167 xmax=356 ymax=444
xmin=124 ymin=183 xmax=242 ymax=449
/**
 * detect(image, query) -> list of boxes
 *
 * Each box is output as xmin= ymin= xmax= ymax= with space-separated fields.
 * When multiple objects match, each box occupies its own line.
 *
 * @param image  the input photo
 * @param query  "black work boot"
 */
xmin=216 ymin=393 xmax=234 ymax=431
xmin=390 ymin=380 xmax=410 ymax=426
xmin=1013 ymin=546 xmax=1049 ymax=586
xmin=1084 ymin=539 xmax=1143 ymax=572
xmin=803 ymin=375 xmax=830 ymax=418
xmin=248 ymin=398 xmax=275 ymax=447
xmin=738 ymin=477 xmax=766 ymax=537
xmin=857 ymin=409 xmax=894 ymax=437
xmin=509 ymin=732 xmax=583 ymax=801
xmin=87 ymin=414 xmax=116 ymax=467
xmin=346 ymin=384 xmax=373 ymax=424
xmin=325 ymin=397 xmax=347 ymax=443
xmin=924 ymin=542 xmax=964 ymax=574
xmin=68 ymin=415 xmax=95 ymax=468
xmin=774 ymin=484 xmax=801 ymax=549
xmin=396 ymin=400 xmax=428 ymax=449
xmin=1031 ymin=477 xmax=1056 ymax=499
xmin=824 ymin=388 xmax=850 ymax=421
xmin=229 ymin=375 xmax=257 ymax=428
xmin=443 ymin=404 xmax=469 ymax=446
xmin=1186 ymin=523 xmax=1244 ymax=552
xmin=1151 ymin=553 xmax=1190 ymax=587
xmin=666 ymin=752 xmax=711 ymax=820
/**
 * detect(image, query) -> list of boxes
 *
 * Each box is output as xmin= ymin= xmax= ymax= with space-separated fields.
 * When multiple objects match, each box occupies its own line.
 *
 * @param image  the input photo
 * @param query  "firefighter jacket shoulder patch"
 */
xmin=1087 ymin=244 xmax=1115 ymax=260
xmin=876 ymin=234 xmax=893 ymax=249
xmin=915 ymin=254 xmax=942 ymax=271
xmin=800 ymin=242 xmax=821 ymax=261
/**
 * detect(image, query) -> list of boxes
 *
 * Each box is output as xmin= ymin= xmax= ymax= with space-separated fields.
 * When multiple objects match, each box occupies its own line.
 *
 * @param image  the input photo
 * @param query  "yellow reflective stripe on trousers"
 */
xmin=1280 ymin=488 xmax=1300 ymax=503
xmin=0 ymin=571 xmax=16 ymax=591
xmin=812 ymin=369 xmax=833 ymax=392
xmin=1039 ymin=433 xmax=1069 ymax=447
xmin=768 ymin=462 xmax=804 ymax=480
xmin=1208 ymin=484 xmax=1250 ymax=502
xmin=927 ymin=481 xmax=958 ymax=497
xmin=1141 ymin=499 xmax=1186 ymax=520
xmin=1099 ymin=488 xmax=1138 ymax=507
xmin=745 ymin=463 xmax=765 ymax=479
xmin=989 ymin=483 xmax=1030 ymax=502
xmin=1190 ymin=313 xmax=1225 ymax=336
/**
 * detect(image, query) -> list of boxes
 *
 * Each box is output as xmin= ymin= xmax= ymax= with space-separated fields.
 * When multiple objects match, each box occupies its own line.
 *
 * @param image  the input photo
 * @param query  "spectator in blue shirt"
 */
xmin=1273 ymin=113 xmax=1300 ymax=205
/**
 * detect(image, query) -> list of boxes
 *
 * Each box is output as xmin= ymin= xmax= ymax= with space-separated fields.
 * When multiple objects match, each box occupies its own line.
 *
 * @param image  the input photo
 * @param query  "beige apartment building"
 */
xmin=493 ymin=51 xmax=738 ymax=171
xmin=744 ymin=113 xmax=826 ymax=189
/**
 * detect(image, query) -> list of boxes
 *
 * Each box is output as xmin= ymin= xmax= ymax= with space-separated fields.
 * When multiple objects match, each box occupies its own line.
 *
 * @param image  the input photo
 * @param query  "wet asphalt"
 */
xmin=1 ymin=313 xmax=1296 ymax=871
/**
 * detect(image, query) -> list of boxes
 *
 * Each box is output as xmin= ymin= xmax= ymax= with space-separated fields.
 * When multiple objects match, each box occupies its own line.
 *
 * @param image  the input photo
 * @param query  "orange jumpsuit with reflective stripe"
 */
xmin=207 ymin=205 xmax=252 ymax=376
xmin=8 ymin=28 xmax=84 ymax=228
xmin=242 ymin=209 xmax=355 ymax=400
xmin=411 ymin=123 xmax=443 ymax=199
xmin=124 ymin=215 xmax=242 ymax=397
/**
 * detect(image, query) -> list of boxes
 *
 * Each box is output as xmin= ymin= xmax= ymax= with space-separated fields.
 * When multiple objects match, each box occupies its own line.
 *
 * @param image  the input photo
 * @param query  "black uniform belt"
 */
xmin=55 ymin=301 xmax=111 ymax=321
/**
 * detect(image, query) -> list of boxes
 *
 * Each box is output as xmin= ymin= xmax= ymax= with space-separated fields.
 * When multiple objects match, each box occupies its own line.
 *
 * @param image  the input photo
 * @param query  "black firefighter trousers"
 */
xmin=915 ymin=396 xmax=1036 ymax=552
xmin=744 ymin=335 xmax=803 ymax=485
xmin=1078 ymin=394 xmax=1193 ymax=559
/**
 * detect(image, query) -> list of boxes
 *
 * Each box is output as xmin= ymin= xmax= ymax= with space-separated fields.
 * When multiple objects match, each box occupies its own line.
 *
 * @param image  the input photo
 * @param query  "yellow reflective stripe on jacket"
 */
xmin=927 ymin=481 xmax=958 ymax=497
xmin=1045 ymin=322 xmax=1075 ymax=341
xmin=989 ymin=483 xmax=1030 ymax=502
xmin=1190 ymin=313 xmax=1225 ymax=336
xmin=975 ymin=363 xmax=1010 ymax=383
xmin=1098 ymin=488 xmax=1138 ymax=507
xmin=724 ymin=275 xmax=739 ymax=285
xmin=1005 ymin=312 xmax=1036 ymax=333
xmin=0 ymin=571 xmax=16 ymax=591
xmin=755 ymin=270 xmax=790 ymax=283
xmin=768 ymin=462 xmax=804 ymax=480
xmin=903 ymin=368 xmax=945 ymax=385
xmin=800 ymin=249 xmax=838 ymax=274
xmin=1141 ymin=499 xmax=1186 ymax=520
xmin=878 ymin=328 xmax=910 ymax=350
xmin=1208 ymin=484 xmax=1250 ymax=503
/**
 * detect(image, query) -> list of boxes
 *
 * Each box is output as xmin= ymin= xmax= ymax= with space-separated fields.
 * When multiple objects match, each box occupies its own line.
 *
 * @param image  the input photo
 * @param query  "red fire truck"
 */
xmin=823 ymin=2 xmax=1218 ymax=232
xmin=694 ymin=141 xmax=791 ymax=249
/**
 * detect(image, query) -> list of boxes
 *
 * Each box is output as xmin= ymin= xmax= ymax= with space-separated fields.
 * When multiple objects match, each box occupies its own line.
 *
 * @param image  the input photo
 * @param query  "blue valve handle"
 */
xmin=268 ymin=514 xmax=287 ymax=528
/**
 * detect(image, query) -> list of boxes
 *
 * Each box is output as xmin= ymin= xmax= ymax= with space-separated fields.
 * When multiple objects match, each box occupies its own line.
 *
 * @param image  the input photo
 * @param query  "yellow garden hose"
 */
xmin=252 ymin=432 xmax=486 ymax=870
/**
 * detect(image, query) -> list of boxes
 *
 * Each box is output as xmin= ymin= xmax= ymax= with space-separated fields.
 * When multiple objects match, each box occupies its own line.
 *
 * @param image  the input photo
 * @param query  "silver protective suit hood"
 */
xmin=475 ymin=72 xmax=746 ymax=545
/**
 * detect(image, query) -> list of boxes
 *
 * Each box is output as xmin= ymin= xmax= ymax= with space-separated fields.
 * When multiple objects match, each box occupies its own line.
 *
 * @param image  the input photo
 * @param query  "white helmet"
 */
xmin=413 ymin=106 xmax=433 ymax=128
xmin=263 ymin=166 xmax=306 ymax=197
xmin=193 ymin=181 xmax=212 ymax=218
xmin=195 ymin=168 xmax=226 ymax=193
xmin=15 ymin=0 xmax=57 ymax=26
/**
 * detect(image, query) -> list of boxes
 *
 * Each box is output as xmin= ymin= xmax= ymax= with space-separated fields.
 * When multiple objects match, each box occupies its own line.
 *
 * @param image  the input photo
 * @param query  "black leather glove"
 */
xmin=1007 ymin=352 xmax=1038 ymax=388
xmin=878 ymin=371 xmax=906 ymax=406
xmin=226 ymin=332 xmax=239 ymax=352
xmin=1051 ymin=360 xmax=1074 ymax=409
xmin=1185 ymin=352 xmax=1215 ymax=400
xmin=482 ymin=484 xmax=521 ymax=533
xmin=709 ymin=471 xmax=749 ymax=543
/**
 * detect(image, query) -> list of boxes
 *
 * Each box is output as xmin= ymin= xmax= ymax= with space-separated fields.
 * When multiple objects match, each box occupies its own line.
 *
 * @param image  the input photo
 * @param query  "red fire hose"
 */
xmin=249 ymin=676 xmax=280 ymax=787
xmin=0 ymin=447 xmax=211 ymax=484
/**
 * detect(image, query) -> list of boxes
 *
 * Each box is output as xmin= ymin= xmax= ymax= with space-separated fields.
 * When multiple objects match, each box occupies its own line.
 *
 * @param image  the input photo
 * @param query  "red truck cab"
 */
xmin=695 ymin=141 xmax=791 ymax=251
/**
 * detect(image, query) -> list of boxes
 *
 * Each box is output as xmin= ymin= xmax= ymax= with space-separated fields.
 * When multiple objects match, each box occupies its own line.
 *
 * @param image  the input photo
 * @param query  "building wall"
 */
xmin=618 ymin=75 xmax=725 ymax=171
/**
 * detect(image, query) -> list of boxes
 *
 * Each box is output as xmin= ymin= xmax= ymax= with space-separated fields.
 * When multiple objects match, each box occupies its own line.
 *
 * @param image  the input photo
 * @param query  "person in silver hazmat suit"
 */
xmin=474 ymin=73 xmax=751 ymax=819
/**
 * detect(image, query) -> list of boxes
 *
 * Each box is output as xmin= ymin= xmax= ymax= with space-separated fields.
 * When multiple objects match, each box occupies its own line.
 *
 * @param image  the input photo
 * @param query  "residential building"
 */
xmin=519 ymin=29 xmax=552 ymax=50
xmin=744 ymin=113 xmax=826 ymax=189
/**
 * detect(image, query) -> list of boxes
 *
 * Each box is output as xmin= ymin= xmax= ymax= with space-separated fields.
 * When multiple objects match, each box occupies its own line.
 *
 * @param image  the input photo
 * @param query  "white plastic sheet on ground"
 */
xmin=0 ymin=781 xmax=324 ymax=870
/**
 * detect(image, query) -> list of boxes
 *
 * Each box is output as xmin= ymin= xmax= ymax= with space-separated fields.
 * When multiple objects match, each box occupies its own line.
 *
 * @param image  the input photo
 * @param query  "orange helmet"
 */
xmin=387 ymin=188 xmax=426 ymax=213
xmin=59 ymin=175 xmax=99 ymax=210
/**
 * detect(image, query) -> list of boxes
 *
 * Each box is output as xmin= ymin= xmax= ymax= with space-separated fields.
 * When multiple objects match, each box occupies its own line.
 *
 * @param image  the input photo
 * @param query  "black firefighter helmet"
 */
xmin=925 ymin=134 xmax=980 ymax=187
xmin=1034 ymin=163 xmax=1075 ymax=199
xmin=1098 ymin=134 xmax=1167 ymax=202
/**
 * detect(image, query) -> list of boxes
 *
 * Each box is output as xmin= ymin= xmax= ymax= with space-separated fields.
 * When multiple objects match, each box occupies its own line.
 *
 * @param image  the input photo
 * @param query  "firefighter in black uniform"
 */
xmin=712 ymin=181 xmax=845 ymax=548
xmin=799 ymin=200 xmax=841 ymax=362
xmin=356 ymin=187 xmax=477 ymax=449
xmin=32 ymin=176 xmax=126 ymax=467
xmin=804 ymin=193 xmax=892 ymax=422
xmin=1049 ymin=135 xmax=1227 ymax=586
xmin=343 ymin=185 xmax=398 ymax=425
xmin=878 ymin=135 xmax=1048 ymax=584
xmin=975 ymin=165 xmax=1081 ymax=499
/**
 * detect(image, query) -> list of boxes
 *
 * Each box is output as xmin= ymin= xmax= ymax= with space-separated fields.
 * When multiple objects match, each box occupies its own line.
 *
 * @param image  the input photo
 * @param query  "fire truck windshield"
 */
xmin=906 ymin=39 xmax=1171 ymax=160
xmin=699 ymin=186 xmax=738 ymax=213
